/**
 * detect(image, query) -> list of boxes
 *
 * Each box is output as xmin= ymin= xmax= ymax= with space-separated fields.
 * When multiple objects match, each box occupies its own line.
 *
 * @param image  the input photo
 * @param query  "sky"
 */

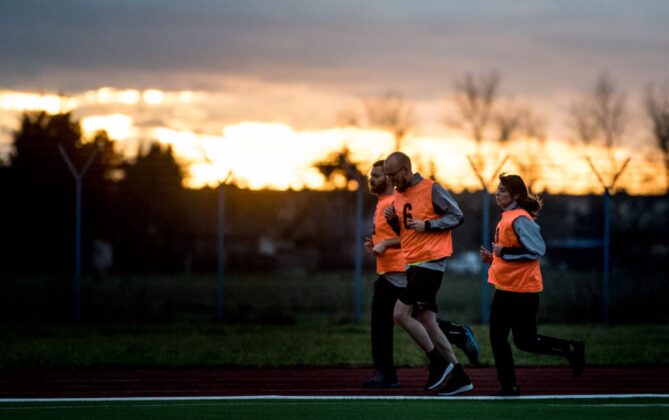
xmin=1 ymin=0 xmax=668 ymax=192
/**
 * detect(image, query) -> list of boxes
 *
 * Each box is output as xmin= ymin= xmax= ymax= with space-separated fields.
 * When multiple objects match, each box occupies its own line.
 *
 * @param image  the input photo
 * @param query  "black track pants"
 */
xmin=489 ymin=289 xmax=572 ymax=388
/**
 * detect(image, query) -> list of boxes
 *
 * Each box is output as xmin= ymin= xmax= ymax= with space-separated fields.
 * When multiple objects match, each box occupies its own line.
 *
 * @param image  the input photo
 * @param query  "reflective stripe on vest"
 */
xmin=488 ymin=208 xmax=543 ymax=292
xmin=373 ymin=194 xmax=406 ymax=274
xmin=393 ymin=179 xmax=453 ymax=264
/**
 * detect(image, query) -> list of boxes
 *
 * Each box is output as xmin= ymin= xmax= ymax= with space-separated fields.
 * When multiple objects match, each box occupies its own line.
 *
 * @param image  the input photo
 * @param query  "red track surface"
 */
xmin=1 ymin=367 xmax=668 ymax=398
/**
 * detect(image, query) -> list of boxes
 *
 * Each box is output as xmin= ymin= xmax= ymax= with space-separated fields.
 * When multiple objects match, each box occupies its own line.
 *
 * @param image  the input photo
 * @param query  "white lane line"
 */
xmin=0 ymin=394 xmax=668 ymax=403
xmin=549 ymin=403 xmax=669 ymax=408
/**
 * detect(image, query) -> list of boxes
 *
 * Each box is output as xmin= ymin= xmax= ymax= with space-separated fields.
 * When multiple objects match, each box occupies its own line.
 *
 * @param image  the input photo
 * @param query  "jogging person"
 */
xmin=362 ymin=160 xmax=479 ymax=388
xmin=480 ymin=173 xmax=585 ymax=396
xmin=382 ymin=152 xmax=473 ymax=395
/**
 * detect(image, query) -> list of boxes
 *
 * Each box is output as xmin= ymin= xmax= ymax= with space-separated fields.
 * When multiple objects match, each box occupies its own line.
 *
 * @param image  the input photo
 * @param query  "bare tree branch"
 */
xmin=493 ymin=98 xmax=526 ymax=143
xmin=568 ymin=102 xmax=598 ymax=146
xmin=364 ymin=90 xmax=414 ymax=151
xmin=513 ymin=110 xmax=547 ymax=192
xmin=451 ymin=71 xmax=500 ymax=144
xmin=570 ymin=73 xmax=629 ymax=186
xmin=336 ymin=108 xmax=360 ymax=127
xmin=645 ymin=82 xmax=669 ymax=193
xmin=593 ymin=74 xmax=627 ymax=149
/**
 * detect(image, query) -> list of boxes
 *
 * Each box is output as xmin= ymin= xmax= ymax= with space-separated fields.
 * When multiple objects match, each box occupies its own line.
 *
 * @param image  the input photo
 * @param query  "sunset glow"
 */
xmin=81 ymin=114 xmax=135 ymax=141
xmin=0 ymin=91 xmax=75 ymax=114
xmin=0 ymin=88 xmax=666 ymax=195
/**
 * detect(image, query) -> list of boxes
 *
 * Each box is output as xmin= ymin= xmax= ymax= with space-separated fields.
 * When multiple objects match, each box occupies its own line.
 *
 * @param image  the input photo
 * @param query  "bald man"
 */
xmin=362 ymin=160 xmax=479 ymax=389
xmin=383 ymin=151 xmax=473 ymax=396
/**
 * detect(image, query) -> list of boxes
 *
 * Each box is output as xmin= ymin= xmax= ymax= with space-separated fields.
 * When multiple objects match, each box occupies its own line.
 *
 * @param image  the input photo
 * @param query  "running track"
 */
xmin=1 ymin=367 xmax=668 ymax=398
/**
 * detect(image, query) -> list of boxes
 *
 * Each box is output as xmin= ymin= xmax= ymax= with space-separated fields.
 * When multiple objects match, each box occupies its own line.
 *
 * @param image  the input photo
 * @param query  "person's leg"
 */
xmin=395 ymin=267 xmax=452 ymax=390
xmin=437 ymin=319 xmax=464 ymax=347
xmin=410 ymin=266 xmax=473 ymax=395
xmin=511 ymin=293 xmax=585 ymax=376
xmin=420 ymin=309 xmax=474 ymax=396
xmin=367 ymin=277 xmax=402 ymax=385
xmin=437 ymin=319 xmax=480 ymax=365
xmin=393 ymin=300 xmax=434 ymax=352
xmin=489 ymin=289 xmax=517 ymax=391
xmin=418 ymin=310 xmax=458 ymax=364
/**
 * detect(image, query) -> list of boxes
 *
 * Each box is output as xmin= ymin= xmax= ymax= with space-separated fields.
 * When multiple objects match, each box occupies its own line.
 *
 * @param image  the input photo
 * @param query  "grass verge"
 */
xmin=1 ymin=322 xmax=667 ymax=369
xmin=0 ymin=398 xmax=668 ymax=420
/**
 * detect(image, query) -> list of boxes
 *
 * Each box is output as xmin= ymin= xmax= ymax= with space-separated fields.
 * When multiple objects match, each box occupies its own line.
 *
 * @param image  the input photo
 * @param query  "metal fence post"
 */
xmin=217 ymin=184 xmax=225 ymax=322
xmin=480 ymin=190 xmax=491 ymax=324
xmin=602 ymin=188 xmax=611 ymax=323
xmin=468 ymin=155 xmax=507 ymax=324
xmin=58 ymin=144 xmax=97 ymax=324
xmin=354 ymin=181 xmax=364 ymax=323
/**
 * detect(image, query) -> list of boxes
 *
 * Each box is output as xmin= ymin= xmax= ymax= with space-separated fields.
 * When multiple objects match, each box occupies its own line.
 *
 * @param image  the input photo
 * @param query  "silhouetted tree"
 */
xmin=493 ymin=101 xmax=548 ymax=191
xmin=569 ymin=73 xmax=628 ymax=187
xmin=494 ymin=98 xmax=527 ymax=144
xmin=10 ymin=111 xmax=81 ymax=185
xmin=450 ymin=71 xmax=502 ymax=181
xmin=314 ymin=147 xmax=366 ymax=190
xmin=3 ymin=111 xmax=122 ymax=272
xmin=645 ymin=82 xmax=669 ymax=193
xmin=114 ymin=142 xmax=188 ymax=271
xmin=451 ymin=71 xmax=500 ymax=146
xmin=122 ymin=142 xmax=183 ymax=190
xmin=364 ymin=91 xmax=414 ymax=151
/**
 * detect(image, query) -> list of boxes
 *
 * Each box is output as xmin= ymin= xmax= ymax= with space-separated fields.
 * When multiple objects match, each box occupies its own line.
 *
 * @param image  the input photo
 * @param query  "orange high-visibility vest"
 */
xmin=488 ymin=208 xmax=543 ymax=292
xmin=392 ymin=179 xmax=454 ymax=265
xmin=373 ymin=194 xmax=406 ymax=274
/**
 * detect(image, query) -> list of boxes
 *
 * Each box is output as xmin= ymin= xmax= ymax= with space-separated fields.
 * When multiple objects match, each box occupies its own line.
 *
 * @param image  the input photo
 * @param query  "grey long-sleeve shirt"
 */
xmin=388 ymin=173 xmax=464 ymax=271
xmin=500 ymin=202 xmax=545 ymax=261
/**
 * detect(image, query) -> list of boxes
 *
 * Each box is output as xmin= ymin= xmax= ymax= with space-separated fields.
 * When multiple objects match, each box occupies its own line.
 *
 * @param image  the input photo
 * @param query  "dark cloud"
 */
xmin=0 ymin=0 xmax=668 ymax=97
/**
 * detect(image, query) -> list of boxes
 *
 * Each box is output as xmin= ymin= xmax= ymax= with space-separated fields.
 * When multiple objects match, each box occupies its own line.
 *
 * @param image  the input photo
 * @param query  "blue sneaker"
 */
xmin=461 ymin=325 xmax=480 ymax=365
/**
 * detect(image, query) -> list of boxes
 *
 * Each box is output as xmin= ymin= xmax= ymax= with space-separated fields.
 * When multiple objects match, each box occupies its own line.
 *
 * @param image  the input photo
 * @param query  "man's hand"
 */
xmin=384 ymin=203 xmax=396 ymax=220
xmin=480 ymin=246 xmax=493 ymax=264
xmin=371 ymin=242 xmax=387 ymax=256
xmin=492 ymin=242 xmax=504 ymax=257
xmin=407 ymin=218 xmax=426 ymax=232
xmin=364 ymin=236 xmax=374 ymax=255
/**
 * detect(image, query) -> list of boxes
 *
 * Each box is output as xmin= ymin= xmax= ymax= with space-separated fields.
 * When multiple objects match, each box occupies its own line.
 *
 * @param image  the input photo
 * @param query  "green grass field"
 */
xmin=2 ymin=269 xmax=667 ymax=325
xmin=2 ymin=270 xmax=668 ymax=369
xmin=1 ymin=397 xmax=668 ymax=420
xmin=2 ymin=322 xmax=668 ymax=369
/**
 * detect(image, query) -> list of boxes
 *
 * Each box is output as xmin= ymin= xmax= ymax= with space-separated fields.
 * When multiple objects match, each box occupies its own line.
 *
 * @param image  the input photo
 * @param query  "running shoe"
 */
xmin=569 ymin=341 xmax=585 ymax=377
xmin=436 ymin=372 xmax=474 ymax=396
xmin=461 ymin=325 xmax=480 ymax=365
xmin=492 ymin=387 xmax=520 ymax=397
xmin=425 ymin=359 xmax=453 ymax=390
xmin=362 ymin=371 xmax=400 ymax=388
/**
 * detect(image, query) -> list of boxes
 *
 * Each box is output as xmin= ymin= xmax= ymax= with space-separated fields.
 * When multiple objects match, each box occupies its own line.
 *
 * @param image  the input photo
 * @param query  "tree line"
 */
xmin=343 ymin=72 xmax=669 ymax=193
xmin=0 ymin=111 xmax=188 ymax=273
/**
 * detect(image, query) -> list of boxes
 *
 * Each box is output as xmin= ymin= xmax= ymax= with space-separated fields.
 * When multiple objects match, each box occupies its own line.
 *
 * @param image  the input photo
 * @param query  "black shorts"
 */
xmin=398 ymin=266 xmax=443 ymax=313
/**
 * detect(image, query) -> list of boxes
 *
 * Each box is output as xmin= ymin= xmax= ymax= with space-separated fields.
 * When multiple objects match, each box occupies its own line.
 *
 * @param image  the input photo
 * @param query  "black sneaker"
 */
xmin=461 ymin=325 xmax=480 ymax=365
xmin=425 ymin=359 xmax=453 ymax=390
xmin=569 ymin=341 xmax=585 ymax=377
xmin=436 ymin=372 xmax=474 ymax=396
xmin=362 ymin=371 xmax=400 ymax=388
xmin=493 ymin=387 xmax=520 ymax=397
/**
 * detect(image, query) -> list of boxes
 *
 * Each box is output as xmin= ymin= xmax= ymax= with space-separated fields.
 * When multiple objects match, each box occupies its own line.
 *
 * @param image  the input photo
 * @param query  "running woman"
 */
xmin=481 ymin=174 xmax=585 ymax=396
